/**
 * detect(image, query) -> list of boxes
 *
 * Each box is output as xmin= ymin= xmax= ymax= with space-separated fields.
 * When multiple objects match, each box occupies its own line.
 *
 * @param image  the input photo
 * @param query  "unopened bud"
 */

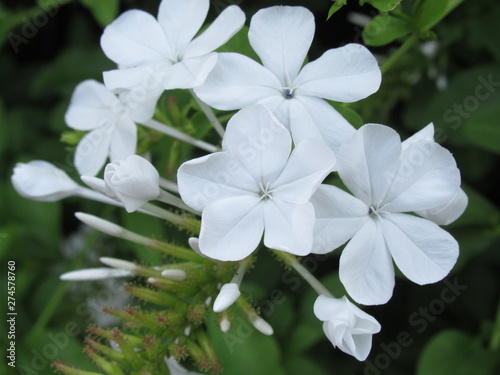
xmin=213 ymin=283 xmax=240 ymax=313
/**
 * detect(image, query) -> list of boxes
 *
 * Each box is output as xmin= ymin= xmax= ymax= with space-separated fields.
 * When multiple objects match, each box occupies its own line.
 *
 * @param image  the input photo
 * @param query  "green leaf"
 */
xmin=463 ymin=106 xmax=500 ymax=154
xmin=327 ymin=4 xmax=344 ymax=20
xmin=285 ymin=356 xmax=328 ymax=375
xmin=286 ymin=323 xmax=324 ymax=353
xmin=367 ymin=0 xmax=402 ymax=12
xmin=330 ymin=102 xmax=364 ymax=128
xmin=363 ymin=14 xmax=413 ymax=46
xmin=417 ymin=330 xmax=499 ymax=375
xmin=216 ymin=25 xmax=259 ymax=62
xmin=207 ymin=311 xmax=285 ymax=375
xmin=414 ymin=0 xmax=464 ymax=30
xmin=79 ymin=0 xmax=119 ymax=27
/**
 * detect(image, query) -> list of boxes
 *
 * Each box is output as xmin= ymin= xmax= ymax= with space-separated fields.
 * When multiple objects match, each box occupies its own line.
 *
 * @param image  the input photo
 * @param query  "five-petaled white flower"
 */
xmin=194 ymin=5 xmax=381 ymax=152
xmin=311 ymin=124 xmax=463 ymax=305
xmin=65 ymin=79 xmax=155 ymax=176
xmin=314 ymin=295 xmax=381 ymax=361
xmin=177 ymin=105 xmax=336 ymax=261
xmin=100 ymin=0 xmax=245 ymax=93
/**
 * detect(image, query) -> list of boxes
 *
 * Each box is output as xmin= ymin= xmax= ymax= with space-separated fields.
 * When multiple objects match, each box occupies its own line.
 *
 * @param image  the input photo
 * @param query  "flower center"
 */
xmin=259 ymin=182 xmax=273 ymax=200
xmin=368 ymin=203 xmax=389 ymax=218
xmin=283 ymin=88 xmax=294 ymax=100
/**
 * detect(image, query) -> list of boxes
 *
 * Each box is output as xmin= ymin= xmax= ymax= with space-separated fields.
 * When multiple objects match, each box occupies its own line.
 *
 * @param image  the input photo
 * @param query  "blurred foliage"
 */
xmin=1 ymin=0 xmax=500 ymax=374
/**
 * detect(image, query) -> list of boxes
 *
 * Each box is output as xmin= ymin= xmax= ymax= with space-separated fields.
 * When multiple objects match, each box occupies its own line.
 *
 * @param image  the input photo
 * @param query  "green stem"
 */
xmin=189 ymin=89 xmax=225 ymax=138
xmin=272 ymin=250 xmax=333 ymax=297
xmin=380 ymin=33 xmax=419 ymax=75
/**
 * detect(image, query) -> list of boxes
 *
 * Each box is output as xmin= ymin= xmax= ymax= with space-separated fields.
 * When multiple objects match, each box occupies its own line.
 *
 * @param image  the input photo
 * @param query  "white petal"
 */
xmin=65 ymin=80 xmax=119 ymax=131
xmin=294 ymin=44 xmax=381 ymax=102
xmin=263 ymin=200 xmax=314 ymax=256
xmin=101 ymin=10 xmax=171 ymax=66
xmin=158 ymin=0 xmax=208 ymax=54
xmin=60 ymin=268 xmax=133 ymax=281
xmin=199 ymin=196 xmax=264 ymax=261
xmin=290 ymin=96 xmax=356 ymax=153
xmin=74 ymin=129 xmax=112 ymax=176
xmin=415 ymin=187 xmax=468 ymax=225
xmin=382 ymin=140 xmax=461 ymax=212
xmin=272 ymin=138 xmax=335 ymax=204
xmin=119 ymin=83 xmax=164 ymax=123
xmin=184 ymin=5 xmax=245 ymax=58
xmin=402 ymin=123 xmax=435 ymax=150
xmin=249 ymin=6 xmax=314 ymax=85
xmin=340 ymin=219 xmax=395 ymax=305
xmin=177 ymin=152 xmax=257 ymax=212
xmin=337 ymin=124 xmax=401 ymax=206
xmin=311 ymin=185 xmax=369 ymax=254
xmin=103 ymin=63 xmax=170 ymax=92
xmin=159 ymin=54 xmax=218 ymax=90
xmin=222 ymin=105 xmax=291 ymax=184
xmin=109 ymin=116 xmax=137 ymax=161
xmin=11 ymin=161 xmax=79 ymax=201
xmin=193 ymin=53 xmax=282 ymax=110
xmin=382 ymin=213 xmax=459 ymax=285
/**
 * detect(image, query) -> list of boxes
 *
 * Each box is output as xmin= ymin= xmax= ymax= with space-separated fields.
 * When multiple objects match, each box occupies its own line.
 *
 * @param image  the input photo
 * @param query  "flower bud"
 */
xmin=104 ymin=155 xmax=160 ymax=212
xmin=60 ymin=268 xmax=133 ymax=281
xmin=313 ymin=295 xmax=381 ymax=361
xmin=213 ymin=283 xmax=241 ymax=313
xmin=11 ymin=160 xmax=79 ymax=201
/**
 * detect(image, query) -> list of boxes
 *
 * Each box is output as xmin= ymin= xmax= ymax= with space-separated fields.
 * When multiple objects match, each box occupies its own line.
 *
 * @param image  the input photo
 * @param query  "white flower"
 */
xmin=177 ymin=105 xmax=335 ymax=261
xmin=104 ymin=155 xmax=160 ymax=212
xmin=11 ymin=160 xmax=79 ymax=201
xmin=194 ymin=6 xmax=381 ymax=152
xmin=65 ymin=79 xmax=149 ymax=176
xmin=311 ymin=124 xmax=463 ymax=305
xmin=213 ymin=283 xmax=241 ymax=313
xmin=314 ymin=295 xmax=381 ymax=361
xmin=100 ymin=0 xmax=245 ymax=92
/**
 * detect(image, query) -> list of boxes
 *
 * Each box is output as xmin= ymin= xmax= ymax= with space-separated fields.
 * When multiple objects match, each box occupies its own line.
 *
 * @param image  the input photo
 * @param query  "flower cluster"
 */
xmin=11 ymin=0 xmax=467 ymax=372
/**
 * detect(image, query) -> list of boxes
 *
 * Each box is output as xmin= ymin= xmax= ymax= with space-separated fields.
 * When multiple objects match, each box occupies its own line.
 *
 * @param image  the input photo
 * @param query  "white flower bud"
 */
xmin=251 ymin=316 xmax=274 ymax=336
xmin=104 ymin=155 xmax=160 ymax=212
xmin=161 ymin=269 xmax=188 ymax=281
xmin=60 ymin=268 xmax=132 ymax=281
xmin=314 ymin=295 xmax=381 ymax=361
xmin=11 ymin=160 xmax=79 ymax=201
xmin=99 ymin=257 xmax=137 ymax=272
xmin=220 ymin=316 xmax=231 ymax=333
xmin=213 ymin=283 xmax=241 ymax=313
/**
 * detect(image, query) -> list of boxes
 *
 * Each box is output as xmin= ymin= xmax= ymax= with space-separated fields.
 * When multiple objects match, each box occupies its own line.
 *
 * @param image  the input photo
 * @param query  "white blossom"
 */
xmin=60 ymin=268 xmax=133 ymax=281
xmin=177 ymin=105 xmax=335 ymax=261
xmin=104 ymin=155 xmax=161 ymax=212
xmin=312 ymin=124 xmax=463 ymax=305
xmin=314 ymin=295 xmax=380 ymax=361
xmin=194 ymin=5 xmax=381 ymax=152
xmin=101 ymin=0 xmax=245 ymax=92
xmin=65 ymin=80 xmax=148 ymax=176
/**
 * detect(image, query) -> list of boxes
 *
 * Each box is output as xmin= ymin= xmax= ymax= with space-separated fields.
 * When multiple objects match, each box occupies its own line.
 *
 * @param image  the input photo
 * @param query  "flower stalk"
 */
xmin=272 ymin=250 xmax=334 ymax=298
